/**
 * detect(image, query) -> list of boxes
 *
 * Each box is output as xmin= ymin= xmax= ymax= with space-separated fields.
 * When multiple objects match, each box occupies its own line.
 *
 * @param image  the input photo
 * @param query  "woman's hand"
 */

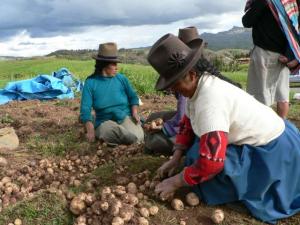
xmin=155 ymin=173 xmax=185 ymax=200
xmin=157 ymin=149 xmax=183 ymax=178
xmin=85 ymin=121 xmax=95 ymax=142
xmin=132 ymin=112 xmax=141 ymax=124
xmin=157 ymin=159 xmax=180 ymax=178
xmin=86 ymin=129 xmax=95 ymax=142
xmin=131 ymin=105 xmax=141 ymax=124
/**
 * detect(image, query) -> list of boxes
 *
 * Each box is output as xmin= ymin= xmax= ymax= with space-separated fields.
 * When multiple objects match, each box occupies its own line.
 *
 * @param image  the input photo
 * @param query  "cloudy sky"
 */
xmin=0 ymin=0 xmax=246 ymax=57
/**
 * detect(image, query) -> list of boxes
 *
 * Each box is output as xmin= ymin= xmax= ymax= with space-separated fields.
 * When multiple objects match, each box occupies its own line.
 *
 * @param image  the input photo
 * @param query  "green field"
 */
xmin=0 ymin=58 xmax=248 ymax=94
xmin=0 ymin=58 xmax=159 ymax=94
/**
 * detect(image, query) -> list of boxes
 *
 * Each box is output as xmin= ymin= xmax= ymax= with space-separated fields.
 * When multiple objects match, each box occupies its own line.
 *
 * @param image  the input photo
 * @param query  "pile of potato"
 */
xmin=70 ymin=184 xmax=159 ymax=225
xmin=0 ymin=143 xmax=143 ymax=211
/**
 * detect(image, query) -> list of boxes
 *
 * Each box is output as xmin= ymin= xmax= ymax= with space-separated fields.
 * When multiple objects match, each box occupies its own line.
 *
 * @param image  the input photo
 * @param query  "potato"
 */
xmin=113 ymin=185 xmax=126 ymax=196
xmin=85 ymin=193 xmax=96 ymax=206
xmin=100 ymin=201 xmax=109 ymax=211
xmin=179 ymin=220 xmax=186 ymax=225
xmin=171 ymin=199 xmax=184 ymax=211
xmin=185 ymin=192 xmax=200 ymax=206
xmin=101 ymin=187 xmax=111 ymax=198
xmin=119 ymin=204 xmax=134 ymax=222
xmin=70 ymin=197 xmax=86 ymax=215
xmin=127 ymin=182 xmax=137 ymax=194
xmin=1 ymin=177 xmax=11 ymax=185
xmin=91 ymin=201 xmax=102 ymax=215
xmin=111 ymin=216 xmax=124 ymax=225
xmin=149 ymin=206 xmax=159 ymax=216
xmin=109 ymin=200 xmax=122 ymax=216
xmin=14 ymin=218 xmax=22 ymax=225
xmin=76 ymin=215 xmax=87 ymax=224
xmin=139 ymin=207 xmax=149 ymax=218
xmin=138 ymin=217 xmax=149 ymax=225
xmin=0 ymin=157 xmax=7 ymax=167
xmin=77 ymin=193 xmax=88 ymax=201
xmin=136 ymin=193 xmax=144 ymax=200
xmin=144 ymin=180 xmax=151 ymax=188
xmin=211 ymin=209 xmax=224 ymax=224
xmin=122 ymin=193 xmax=139 ymax=206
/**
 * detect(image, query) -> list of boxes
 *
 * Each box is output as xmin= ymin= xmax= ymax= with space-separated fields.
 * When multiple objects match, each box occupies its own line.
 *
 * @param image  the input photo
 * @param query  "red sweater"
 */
xmin=176 ymin=115 xmax=228 ymax=185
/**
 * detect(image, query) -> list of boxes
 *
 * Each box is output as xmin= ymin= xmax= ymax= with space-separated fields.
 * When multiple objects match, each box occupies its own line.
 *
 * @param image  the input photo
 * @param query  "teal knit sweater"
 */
xmin=80 ymin=73 xmax=139 ymax=128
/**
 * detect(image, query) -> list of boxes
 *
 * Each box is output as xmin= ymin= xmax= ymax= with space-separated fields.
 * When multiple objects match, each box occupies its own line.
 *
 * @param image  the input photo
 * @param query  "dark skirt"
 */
xmin=185 ymin=120 xmax=300 ymax=224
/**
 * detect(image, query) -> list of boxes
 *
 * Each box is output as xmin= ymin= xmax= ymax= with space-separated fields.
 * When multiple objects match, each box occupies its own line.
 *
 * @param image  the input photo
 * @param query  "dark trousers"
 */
xmin=144 ymin=111 xmax=176 ymax=156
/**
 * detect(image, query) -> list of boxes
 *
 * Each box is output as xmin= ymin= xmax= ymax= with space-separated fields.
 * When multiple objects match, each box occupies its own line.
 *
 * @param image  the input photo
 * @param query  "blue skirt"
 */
xmin=185 ymin=120 xmax=300 ymax=224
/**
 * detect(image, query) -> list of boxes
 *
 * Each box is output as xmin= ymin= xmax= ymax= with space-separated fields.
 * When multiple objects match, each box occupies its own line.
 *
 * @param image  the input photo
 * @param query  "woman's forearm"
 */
xmin=131 ymin=105 xmax=138 ymax=115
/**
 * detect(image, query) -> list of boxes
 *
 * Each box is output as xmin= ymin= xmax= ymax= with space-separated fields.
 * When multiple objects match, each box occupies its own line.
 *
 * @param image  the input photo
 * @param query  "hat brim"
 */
xmin=155 ymin=38 xmax=204 ymax=91
xmin=92 ymin=55 xmax=121 ymax=63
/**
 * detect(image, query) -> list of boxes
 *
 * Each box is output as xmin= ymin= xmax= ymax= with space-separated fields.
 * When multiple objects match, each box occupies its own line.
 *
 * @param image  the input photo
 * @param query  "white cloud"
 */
xmin=0 ymin=0 xmax=246 ymax=56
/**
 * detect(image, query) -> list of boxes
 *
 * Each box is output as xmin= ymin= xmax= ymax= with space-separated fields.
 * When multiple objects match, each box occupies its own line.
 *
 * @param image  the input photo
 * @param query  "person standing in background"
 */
xmin=242 ymin=0 xmax=291 ymax=118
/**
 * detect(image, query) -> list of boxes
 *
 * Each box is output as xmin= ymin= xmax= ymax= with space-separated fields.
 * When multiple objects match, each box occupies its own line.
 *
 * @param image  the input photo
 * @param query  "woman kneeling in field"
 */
xmin=80 ymin=42 xmax=144 ymax=145
xmin=147 ymin=33 xmax=300 ymax=224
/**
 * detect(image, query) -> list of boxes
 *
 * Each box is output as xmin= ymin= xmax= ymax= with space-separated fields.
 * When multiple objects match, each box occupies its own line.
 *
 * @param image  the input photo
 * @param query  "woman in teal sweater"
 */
xmin=80 ymin=42 xmax=144 ymax=144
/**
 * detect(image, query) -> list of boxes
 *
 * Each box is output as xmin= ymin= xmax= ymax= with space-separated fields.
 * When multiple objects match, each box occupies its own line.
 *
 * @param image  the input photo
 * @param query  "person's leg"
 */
xmin=144 ymin=132 xmax=174 ymax=155
xmin=95 ymin=120 xmax=138 ymax=145
xmin=120 ymin=116 xmax=144 ymax=143
xmin=247 ymin=46 xmax=272 ymax=105
xmin=275 ymin=66 xmax=290 ymax=118
xmin=277 ymin=102 xmax=289 ymax=118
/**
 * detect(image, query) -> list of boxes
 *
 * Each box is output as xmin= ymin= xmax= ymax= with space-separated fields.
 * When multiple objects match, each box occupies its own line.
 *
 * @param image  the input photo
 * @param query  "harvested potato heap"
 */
xmin=0 ymin=143 xmax=143 ymax=211
xmin=143 ymin=118 xmax=164 ymax=131
xmin=70 ymin=185 xmax=159 ymax=225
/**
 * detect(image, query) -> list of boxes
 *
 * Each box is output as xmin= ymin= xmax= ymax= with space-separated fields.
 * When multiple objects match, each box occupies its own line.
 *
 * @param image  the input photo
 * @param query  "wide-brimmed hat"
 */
xmin=147 ymin=33 xmax=204 ymax=91
xmin=178 ymin=26 xmax=203 ymax=48
xmin=92 ymin=42 xmax=121 ymax=62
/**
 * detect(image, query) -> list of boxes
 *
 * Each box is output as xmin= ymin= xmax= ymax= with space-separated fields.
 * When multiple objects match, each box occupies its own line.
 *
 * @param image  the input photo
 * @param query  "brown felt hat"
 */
xmin=178 ymin=26 xmax=203 ymax=48
xmin=147 ymin=33 xmax=204 ymax=91
xmin=92 ymin=42 xmax=121 ymax=62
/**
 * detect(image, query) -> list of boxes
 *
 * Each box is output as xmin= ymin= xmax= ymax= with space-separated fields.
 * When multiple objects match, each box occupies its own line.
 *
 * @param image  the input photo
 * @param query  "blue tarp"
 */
xmin=0 ymin=68 xmax=83 ymax=105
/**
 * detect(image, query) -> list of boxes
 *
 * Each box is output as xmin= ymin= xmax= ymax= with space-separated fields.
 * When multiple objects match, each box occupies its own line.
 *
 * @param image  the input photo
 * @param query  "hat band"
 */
xmin=97 ymin=55 xmax=118 ymax=59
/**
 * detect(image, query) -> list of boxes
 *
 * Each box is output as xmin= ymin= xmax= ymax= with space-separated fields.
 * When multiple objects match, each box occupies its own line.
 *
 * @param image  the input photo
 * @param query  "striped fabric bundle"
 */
xmin=267 ymin=0 xmax=300 ymax=69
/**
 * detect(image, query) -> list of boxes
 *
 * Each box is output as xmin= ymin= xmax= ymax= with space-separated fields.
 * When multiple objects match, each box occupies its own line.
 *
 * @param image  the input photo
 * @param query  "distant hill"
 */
xmin=200 ymin=26 xmax=253 ymax=50
xmin=0 ymin=56 xmax=25 ymax=61
xmin=45 ymin=26 xmax=252 ymax=70
xmin=46 ymin=48 xmax=149 ymax=64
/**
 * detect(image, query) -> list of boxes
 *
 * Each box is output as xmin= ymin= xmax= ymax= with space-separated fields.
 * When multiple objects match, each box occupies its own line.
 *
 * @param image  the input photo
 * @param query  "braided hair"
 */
xmin=193 ymin=57 xmax=242 ymax=89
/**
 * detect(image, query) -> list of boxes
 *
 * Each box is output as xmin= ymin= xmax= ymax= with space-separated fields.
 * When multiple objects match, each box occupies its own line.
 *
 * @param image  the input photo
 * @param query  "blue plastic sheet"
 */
xmin=0 ymin=68 xmax=83 ymax=105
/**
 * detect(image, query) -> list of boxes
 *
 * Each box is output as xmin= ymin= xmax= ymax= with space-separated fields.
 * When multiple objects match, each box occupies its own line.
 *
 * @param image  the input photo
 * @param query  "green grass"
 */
xmin=0 ymin=58 xmax=159 ymax=95
xmin=0 ymin=192 xmax=73 ymax=225
xmin=26 ymin=130 xmax=89 ymax=156
xmin=91 ymin=155 xmax=165 ymax=185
